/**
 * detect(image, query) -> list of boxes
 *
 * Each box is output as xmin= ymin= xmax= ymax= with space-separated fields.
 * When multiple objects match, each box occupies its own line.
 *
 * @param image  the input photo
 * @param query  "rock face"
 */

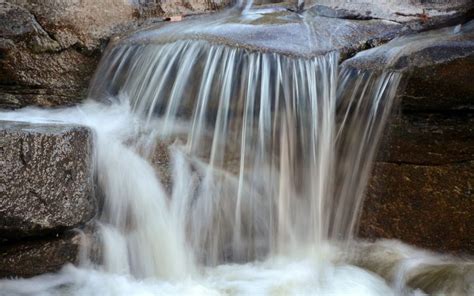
xmin=0 ymin=0 xmax=229 ymax=109
xmin=0 ymin=121 xmax=97 ymax=278
xmin=355 ymin=22 xmax=474 ymax=254
xmin=0 ymin=231 xmax=84 ymax=278
xmin=360 ymin=162 xmax=474 ymax=254
xmin=399 ymin=53 xmax=474 ymax=112
xmin=0 ymin=121 xmax=95 ymax=238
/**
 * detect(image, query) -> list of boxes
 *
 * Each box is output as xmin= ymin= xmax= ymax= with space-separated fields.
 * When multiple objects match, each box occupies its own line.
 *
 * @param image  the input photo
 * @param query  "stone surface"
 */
xmin=0 ymin=0 xmax=229 ymax=108
xmin=342 ymin=20 xmax=474 ymax=70
xmin=343 ymin=20 xmax=474 ymax=111
xmin=359 ymin=162 xmax=474 ymax=254
xmin=398 ymin=53 xmax=474 ymax=112
xmin=0 ymin=121 xmax=95 ymax=239
xmin=348 ymin=240 xmax=474 ymax=295
xmin=0 ymin=229 xmax=98 ymax=278
xmin=150 ymin=140 xmax=174 ymax=194
xmin=308 ymin=0 xmax=473 ymax=31
xmin=355 ymin=19 xmax=474 ymax=254
xmin=124 ymin=7 xmax=405 ymax=58
xmin=377 ymin=112 xmax=474 ymax=165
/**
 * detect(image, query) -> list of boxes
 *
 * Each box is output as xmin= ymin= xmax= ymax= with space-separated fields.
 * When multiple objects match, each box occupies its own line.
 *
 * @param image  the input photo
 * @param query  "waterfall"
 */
xmin=86 ymin=38 xmax=401 ymax=271
xmin=3 ymin=8 xmax=470 ymax=296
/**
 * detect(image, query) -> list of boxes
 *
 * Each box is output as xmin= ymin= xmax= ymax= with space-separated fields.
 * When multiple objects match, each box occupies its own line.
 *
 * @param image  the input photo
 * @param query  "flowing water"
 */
xmin=0 ymin=7 xmax=472 ymax=296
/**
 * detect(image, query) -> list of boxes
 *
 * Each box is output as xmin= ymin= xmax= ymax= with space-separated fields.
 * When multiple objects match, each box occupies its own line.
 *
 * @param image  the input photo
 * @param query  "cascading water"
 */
xmin=0 ymin=7 xmax=472 ymax=296
xmin=88 ymin=38 xmax=401 ymax=269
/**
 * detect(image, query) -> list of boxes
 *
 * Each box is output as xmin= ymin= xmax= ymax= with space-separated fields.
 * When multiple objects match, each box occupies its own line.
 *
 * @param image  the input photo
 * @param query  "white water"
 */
xmin=0 ymin=91 xmax=471 ymax=295
xmin=0 ymin=100 xmax=401 ymax=296
xmin=0 ymin=97 xmax=430 ymax=296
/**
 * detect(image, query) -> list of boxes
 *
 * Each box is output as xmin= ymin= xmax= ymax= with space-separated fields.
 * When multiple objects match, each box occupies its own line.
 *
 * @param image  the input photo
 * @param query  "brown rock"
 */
xmin=150 ymin=139 xmax=174 ymax=194
xmin=377 ymin=112 xmax=474 ymax=165
xmin=0 ymin=121 xmax=95 ymax=239
xmin=0 ymin=229 xmax=98 ymax=278
xmin=359 ymin=161 xmax=474 ymax=254
xmin=399 ymin=54 xmax=474 ymax=112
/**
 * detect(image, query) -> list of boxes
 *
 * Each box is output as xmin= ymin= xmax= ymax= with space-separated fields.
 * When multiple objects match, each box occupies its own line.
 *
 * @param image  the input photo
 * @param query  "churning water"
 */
xmin=0 ymin=8 xmax=472 ymax=296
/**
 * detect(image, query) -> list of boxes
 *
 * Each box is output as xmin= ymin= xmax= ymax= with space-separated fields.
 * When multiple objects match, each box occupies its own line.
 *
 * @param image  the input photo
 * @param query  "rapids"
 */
xmin=0 ymin=5 xmax=473 ymax=296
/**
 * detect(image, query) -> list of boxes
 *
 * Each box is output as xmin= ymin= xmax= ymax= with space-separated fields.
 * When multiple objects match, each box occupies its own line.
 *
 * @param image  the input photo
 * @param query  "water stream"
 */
xmin=0 ymin=6 xmax=472 ymax=296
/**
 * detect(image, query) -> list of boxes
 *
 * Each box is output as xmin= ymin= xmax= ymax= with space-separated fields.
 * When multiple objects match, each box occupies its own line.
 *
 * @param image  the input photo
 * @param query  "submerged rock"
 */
xmin=119 ymin=7 xmax=404 ymax=58
xmin=0 ymin=121 xmax=95 ymax=239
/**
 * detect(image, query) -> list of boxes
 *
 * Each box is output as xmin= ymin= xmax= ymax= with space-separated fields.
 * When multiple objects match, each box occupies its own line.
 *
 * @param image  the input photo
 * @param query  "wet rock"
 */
xmin=150 ymin=139 xmax=174 ymax=194
xmin=348 ymin=240 xmax=474 ymax=295
xmin=0 ymin=229 xmax=98 ymax=278
xmin=343 ymin=21 xmax=474 ymax=111
xmin=359 ymin=162 xmax=474 ymax=254
xmin=353 ymin=19 xmax=474 ymax=254
xmin=308 ymin=0 xmax=473 ymax=31
xmin=399 ymin=53 xmax=474 ymax=112
xmin=0 ymin=121 xmax=95 ymax=239
xmin=377 ymin=112 xmax=474 ymax=165
xmin=0 ymin=0 xmax=228 ymax=108
xmin=116 ymin=7 xmax=404 ymax=60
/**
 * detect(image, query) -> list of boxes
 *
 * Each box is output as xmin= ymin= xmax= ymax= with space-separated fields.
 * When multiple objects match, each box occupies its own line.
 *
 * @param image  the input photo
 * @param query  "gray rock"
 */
xmin=308 ymin=0 xmax=473 ymax=31
xmin=0 ymin=2 xmax=60 ymax=53
xmin=0 ymin=0 xmax=229 ymax=109
xmin=342 ymin=20 xmax=474 ymax=70
xmin=0 ymin=121 xmax=95 ymax=239
xmin=99 ymin=7 xmax=404 ymax=62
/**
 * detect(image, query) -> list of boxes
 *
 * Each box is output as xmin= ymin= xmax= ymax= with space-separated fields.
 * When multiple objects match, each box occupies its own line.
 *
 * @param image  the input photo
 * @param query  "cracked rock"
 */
xmin=0 ymin=121 xmax=95 ymax=239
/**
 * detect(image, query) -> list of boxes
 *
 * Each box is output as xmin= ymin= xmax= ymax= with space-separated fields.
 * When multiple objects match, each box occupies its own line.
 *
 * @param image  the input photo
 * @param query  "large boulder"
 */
xmin=0 ymin=0 xmax=229 ymax=109
xmin=344 ymin=20 xmax=474 ymax=110
xmin=0 ymin=121 xmax=95 ymax=239
xmin=355 ymin=21 xmax=474 ymax=254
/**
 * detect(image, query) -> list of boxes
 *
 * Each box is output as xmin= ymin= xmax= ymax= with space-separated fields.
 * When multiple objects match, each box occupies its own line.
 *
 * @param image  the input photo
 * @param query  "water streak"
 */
xmin=88 ymin=39 xmax=401 ymax=269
